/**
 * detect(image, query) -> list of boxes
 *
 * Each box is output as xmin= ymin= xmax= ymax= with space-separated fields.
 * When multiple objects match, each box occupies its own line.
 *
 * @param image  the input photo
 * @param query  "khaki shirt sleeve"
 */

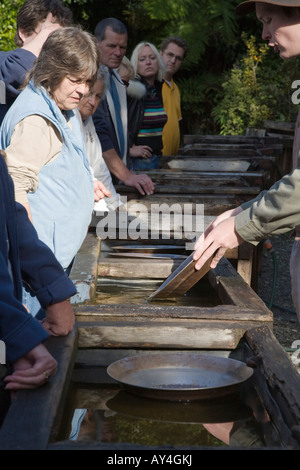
xmin=5 ymin=115 xmax=62 ymax=205
xmin=235 ymin=167 xmax=300 ymax=244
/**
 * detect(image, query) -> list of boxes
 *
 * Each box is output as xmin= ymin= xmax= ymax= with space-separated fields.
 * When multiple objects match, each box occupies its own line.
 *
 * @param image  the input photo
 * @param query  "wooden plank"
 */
xmin=74 ymin=304 xmax=272 ymax=323
xmin=97 ymin=257 xmax=182 ymax=279
xmin=178 ymin=146 xmax=281 ymax=158
xmin=208 ymin=258 xmax=271 ymax=314
xmin=124 ymin=196 xmax=243 ymax=215
xmin=119 ymin=183 xmax=261 ymax=195
xmin=142 ymin=171 xmax=264 ymax=189
xmin=165 ymin=158 xmax=250 ymax=172
xmin=76 ymin=319 xmax=258 ymax=350
xmin=0 ymin=329 xmax=78 ymax=450
xmin=245 ymin=326 xmax=300 ymax=448
xmin=180 ymin=145 xmax=276 ymax=156
xmin=174 ymin=152 xmax=279 ymax=167
xmin=123 ymin=195 xmax=245 ymax=215
xmin=183 ymin=134 xmax=284 ymax=147
xmin=264 ymin=120 xmax=295 ymax=133
xmin=70 ymin=232 xmax=100 ymax=304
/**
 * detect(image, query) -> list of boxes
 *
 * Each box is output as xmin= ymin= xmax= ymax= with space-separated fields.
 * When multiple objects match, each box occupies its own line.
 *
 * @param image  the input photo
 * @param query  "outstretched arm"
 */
xmin=193 ymin=207 xmax=244 ymax=270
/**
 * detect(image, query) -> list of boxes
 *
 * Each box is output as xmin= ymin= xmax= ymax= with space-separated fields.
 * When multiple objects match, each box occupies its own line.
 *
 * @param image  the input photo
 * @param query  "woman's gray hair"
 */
xmin=26 ymin=27 xmax=99 ymax=93
xmin=96 ymin=65 xmax=110 ymax=99
xmin=130 ymin=41 xmax=165 ymax=82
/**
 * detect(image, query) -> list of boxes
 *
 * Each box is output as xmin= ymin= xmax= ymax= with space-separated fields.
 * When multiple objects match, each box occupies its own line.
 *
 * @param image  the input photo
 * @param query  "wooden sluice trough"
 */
xmin=2 ymin=232 xmax=300 ymax=450
xmin=1 ymin=134 xmax=298 ymax=450
xmin=114 ymin=134 xmax=287 ymax=289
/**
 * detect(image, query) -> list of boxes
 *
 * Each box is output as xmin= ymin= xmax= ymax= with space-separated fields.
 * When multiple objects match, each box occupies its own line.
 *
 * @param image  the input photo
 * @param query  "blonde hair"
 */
xmin=117 ymin=56 xmax=135 ymax=80
xmin=26 ymin=27 xmax=99 ymax=93
xmin=130 ymin=41 xmax=165 ymax=82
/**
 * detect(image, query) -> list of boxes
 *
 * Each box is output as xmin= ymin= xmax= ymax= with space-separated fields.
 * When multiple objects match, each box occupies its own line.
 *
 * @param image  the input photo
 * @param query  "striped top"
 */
xmin=136 ymin=85 xmax=168 ymax=152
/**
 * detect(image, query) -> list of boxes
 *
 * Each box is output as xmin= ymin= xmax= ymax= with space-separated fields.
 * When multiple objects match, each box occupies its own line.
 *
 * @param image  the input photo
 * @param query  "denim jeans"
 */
xmin=21 ymin=259 xmax=73 ymax=320
xmin=131 ymin=154 xmax=160 ymax=171
xmin=22 ymin=283 xmax=45 ymax=319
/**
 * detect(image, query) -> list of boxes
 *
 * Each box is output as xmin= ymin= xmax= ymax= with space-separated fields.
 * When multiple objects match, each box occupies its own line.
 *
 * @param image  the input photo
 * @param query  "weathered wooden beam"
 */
xmin=119 ymin=183 xmax=261 ymax=196
xmin=245 ymin=326 xmax=300 ymax=448
xmin=76 ymin=319 xmax=259 ymax=350
xmin=97 ymin=257 xmax=182 ymax=279
xmin=163 ymin=158 xmax=251 ymax=172
xmin=74 ymin=304 xmax=271 ymax=323
xmin=183 ymin=134 xmax=284 ymax=148
xmin=0 ymin=329 xmax=78 ymax=450
xmin=123 ymin=195 xmax=245 ymax=215
xmin=70 ymin=232 xmax=100 ymax=304
xmin=208 ymin=258 xmax=270 ymax=313
xmin=144 ymin=170 xmax=264 ymax=186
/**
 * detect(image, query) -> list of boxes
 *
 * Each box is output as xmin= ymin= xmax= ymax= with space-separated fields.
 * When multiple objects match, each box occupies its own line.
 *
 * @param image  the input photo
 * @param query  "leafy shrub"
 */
xmin=213 ymin=33 xmax=300 ymax=135
xmin=0 ymin=0 xmax=24 ymax=51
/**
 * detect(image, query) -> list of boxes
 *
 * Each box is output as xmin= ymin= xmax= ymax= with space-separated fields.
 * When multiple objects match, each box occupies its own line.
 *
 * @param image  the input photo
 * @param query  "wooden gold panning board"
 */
xmin=148 ymin=251 xmax=214 ymax=300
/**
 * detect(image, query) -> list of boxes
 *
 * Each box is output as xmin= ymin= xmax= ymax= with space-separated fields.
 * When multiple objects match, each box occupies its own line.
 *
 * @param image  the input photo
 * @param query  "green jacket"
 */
xmin=235 ymin=167 xmax=300 ymax=244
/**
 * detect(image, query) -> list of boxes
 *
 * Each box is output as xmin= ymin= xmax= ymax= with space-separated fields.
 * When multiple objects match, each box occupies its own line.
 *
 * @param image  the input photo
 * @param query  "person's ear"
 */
xmin=17 ymin=29 xmax=27 ymax=45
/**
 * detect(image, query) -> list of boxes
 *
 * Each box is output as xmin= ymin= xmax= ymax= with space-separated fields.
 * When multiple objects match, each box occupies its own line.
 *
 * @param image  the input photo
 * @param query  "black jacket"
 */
xmin=127 ymin=77 xmax=164 ymax=148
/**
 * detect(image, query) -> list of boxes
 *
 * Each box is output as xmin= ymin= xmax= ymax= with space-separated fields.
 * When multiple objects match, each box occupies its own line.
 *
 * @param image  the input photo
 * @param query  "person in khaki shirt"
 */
xmin=193 ymin=0 xmax=300 ymax=320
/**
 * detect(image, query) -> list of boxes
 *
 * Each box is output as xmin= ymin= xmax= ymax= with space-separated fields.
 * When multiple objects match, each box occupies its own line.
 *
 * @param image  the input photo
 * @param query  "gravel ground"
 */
xmin=256 ymin=233 xmax=300 ymax=352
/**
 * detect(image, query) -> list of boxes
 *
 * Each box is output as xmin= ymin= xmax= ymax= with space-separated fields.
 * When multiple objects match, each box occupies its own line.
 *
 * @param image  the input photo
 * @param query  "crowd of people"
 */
xmin=0 ymin=0 xmax=188 ymax=420
xmin=3 ymin=0 xmax=300 ymax=441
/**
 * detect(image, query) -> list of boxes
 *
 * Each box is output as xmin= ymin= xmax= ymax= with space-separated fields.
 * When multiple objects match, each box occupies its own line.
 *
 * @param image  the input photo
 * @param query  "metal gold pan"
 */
xmin=107 ymin=353 xmax=254 ymax=402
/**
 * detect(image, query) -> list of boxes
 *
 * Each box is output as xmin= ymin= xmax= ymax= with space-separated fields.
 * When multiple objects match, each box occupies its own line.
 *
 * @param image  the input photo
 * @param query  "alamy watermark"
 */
xmin=96 ymin=199 xmax=205 ymax=250
xmin=291 ymin=340 xmax=300 ymax=365
xmin=0 ymin=80 xmax=6 ymax=105
xmin=0 ymin=340 xmax=6 ymax=364
xmin=291 ymin=80 xmax=300 ymax=105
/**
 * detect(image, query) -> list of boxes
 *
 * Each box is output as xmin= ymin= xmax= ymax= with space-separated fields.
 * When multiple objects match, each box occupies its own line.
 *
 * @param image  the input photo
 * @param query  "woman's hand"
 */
xmin=93 ymin=180 xmax=111 ymax=201
xmin=130 ymin=145 xmax=153 ymax=159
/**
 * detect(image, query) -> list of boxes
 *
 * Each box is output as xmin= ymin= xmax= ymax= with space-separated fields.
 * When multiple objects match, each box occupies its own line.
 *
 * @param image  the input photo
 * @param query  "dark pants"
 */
xmin=131 ymin=154 xmax=160 ymax=171
xmin=0 ymin=365 xmax=10 ymax=427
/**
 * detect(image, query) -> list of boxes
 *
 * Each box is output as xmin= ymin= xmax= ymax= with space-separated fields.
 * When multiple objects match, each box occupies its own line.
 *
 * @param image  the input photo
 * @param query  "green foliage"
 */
xmin=213 ymin=33 xmax=300 ymax=135
xmin=2 ymin=0 xmax=298 ymax=135
xmin=140 ymin=0 xmax=239 ymax=66
xmin=178 ymin=72 xmax=222 ymax=134
xmin=0 ymin=0 xmax=24 ymax=51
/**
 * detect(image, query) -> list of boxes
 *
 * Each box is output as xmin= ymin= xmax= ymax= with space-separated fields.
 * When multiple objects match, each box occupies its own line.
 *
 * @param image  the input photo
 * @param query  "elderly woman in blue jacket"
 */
xmin=1 ymin=27 xmax=99 ymax=317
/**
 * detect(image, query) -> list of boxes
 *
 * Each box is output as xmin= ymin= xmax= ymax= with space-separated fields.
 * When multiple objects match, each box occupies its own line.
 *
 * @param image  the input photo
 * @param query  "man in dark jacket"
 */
xmin=93 ymin=18 xmax=155 ymax=196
